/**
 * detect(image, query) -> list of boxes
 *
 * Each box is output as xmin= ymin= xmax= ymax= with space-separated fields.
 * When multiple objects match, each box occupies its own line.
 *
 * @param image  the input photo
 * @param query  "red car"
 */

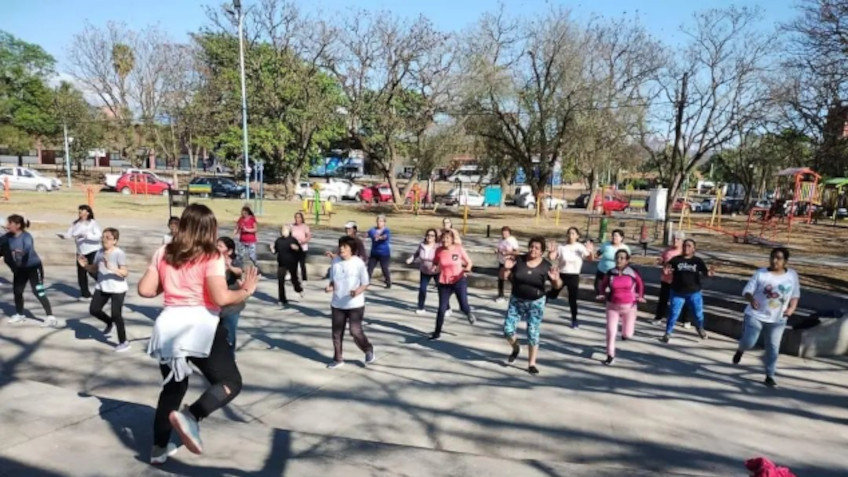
xmin=672 ymin=198 xmax=702 ymax=213
xmin=593 ymin=192 xmax=630 ymax=213
xmin=116 ymin=172 xmax=172 ymax=196
xmin=359 ymin=184 xmax=394 ymax=203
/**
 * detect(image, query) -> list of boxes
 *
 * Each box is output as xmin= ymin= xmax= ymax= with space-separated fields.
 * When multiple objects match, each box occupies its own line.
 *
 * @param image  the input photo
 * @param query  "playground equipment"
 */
xmin=821 ymin=177 xmax=848 ymax=219
xmin=696 ymin=168 xmax=823 ymax=245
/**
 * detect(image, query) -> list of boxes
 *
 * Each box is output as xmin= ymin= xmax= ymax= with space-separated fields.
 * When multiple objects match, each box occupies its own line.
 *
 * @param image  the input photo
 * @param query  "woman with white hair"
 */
xmin=271 ymin=224 xmax=303 ymax=308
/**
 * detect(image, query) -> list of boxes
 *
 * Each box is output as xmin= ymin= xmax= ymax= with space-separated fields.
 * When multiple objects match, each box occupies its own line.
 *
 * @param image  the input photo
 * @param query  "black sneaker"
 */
xmin=697 ymin=328 xmax=709 ymax=340
xmin=660 ymin=333 xmax=671 ymax=343
xmin=508 ymin=343 xmax=520 ymax=364
xmin=429 ymin=332 xmax=441 ymax=341
xmin=603 ymin=355 xmax=615 ymax=366
xmin=571 ymin=319 xmax=580 ymax=329
xmin=102 ymin=323 xmax=113 ymax=337
xmin=732 ymin=351 xmax=743 ymax=365
xmin=466 ymin=312 xmax=477 ymax=325
xmin=764 ymin=376 xmax=777 ymax=387
xmin=385 ymin=283 xmax=391 ymax=289
xmin=528 ymin=365 xmax=540 ymax=375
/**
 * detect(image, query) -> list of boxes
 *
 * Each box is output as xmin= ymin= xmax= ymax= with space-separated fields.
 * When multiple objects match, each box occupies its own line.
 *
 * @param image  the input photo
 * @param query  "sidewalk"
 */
xmin=1 ymin=267 xmax=847 ymax=476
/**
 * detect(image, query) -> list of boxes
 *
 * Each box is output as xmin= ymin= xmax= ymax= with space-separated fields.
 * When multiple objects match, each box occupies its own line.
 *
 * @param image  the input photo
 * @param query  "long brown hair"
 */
xmin=165 ymin=204 xmax=219 ymax=267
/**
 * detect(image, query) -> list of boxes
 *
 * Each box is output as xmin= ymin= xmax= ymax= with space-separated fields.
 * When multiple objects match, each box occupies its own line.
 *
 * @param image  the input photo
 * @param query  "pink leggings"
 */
xmin=606 ymin=303 xmax=637 ymax=357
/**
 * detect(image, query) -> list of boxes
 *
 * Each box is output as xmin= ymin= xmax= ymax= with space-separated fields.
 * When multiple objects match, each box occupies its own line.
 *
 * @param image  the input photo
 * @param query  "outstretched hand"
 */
xmin=595 ymin=295 xmax=606 ymax=302
xmin=504 ymin=256 xmax=516 ymax=270
xmin=240 ymin=266 xmax=259 ymax=296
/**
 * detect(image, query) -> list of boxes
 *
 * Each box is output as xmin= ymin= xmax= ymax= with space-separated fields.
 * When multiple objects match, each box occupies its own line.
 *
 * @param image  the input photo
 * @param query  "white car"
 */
xmin=293 ymin=181 xmax=344 ymax=202
xmin=324 ymin=178 xmax=363 ymax=200
xmin=0 ymin=166 xmax=61 ymax=192
xmin=444 ymin=188 xmax=486 ymax=207
xmin=517 ymin=192 xmax=567 ymax=210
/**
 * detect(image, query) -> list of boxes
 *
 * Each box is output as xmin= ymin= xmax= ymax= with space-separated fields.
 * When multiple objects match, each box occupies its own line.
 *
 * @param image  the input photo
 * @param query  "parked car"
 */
xmin=324 ymin=177 xmax=364 ymax=201
xmin=574 ymin=193 xmax=591 ymax=208
xmin=189 ymin=177 xmax=247 ymax=199
xmin=700 ymin=197 xmax=718 ymax=213
xmin=115 ymin=172 xmax=173 ymax=196
xmin=672 ymin=198 xmax=702 ymax=213
xmin=0 ymin=166 xmax=61 ymax=192
xmin=516 ymin=191 xmax=567 ymax=210
xmin=104 ymin=168 xmax=172 ymax=190
xmin=593 ymin=192 xmax=631 ymax=213
xmin=358 ymin=184 xmax=394 ymax=203
xmin=443 ymin=188 xmax=486 ymax=207
xmin=721 ymin=198 xmax=746 ymax=214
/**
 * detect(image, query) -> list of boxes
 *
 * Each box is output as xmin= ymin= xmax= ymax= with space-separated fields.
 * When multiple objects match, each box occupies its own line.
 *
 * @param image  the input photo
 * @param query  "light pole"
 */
xmin=234 ymin=0 xmax=250 ymax=202
xmin=63 ymin=123 xmax=72 ymax=188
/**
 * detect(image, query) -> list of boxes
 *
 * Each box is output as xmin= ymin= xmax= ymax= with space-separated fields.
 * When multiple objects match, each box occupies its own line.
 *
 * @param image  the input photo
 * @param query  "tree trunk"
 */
xmin=499 ymin=176 xmax=509 ymax=208
xmin=586 ymin=168 xmax=599 ymax=211
xmin=400 ymin=170 xmax=418 ymax=202
xmin=662 ymin=175 xmax=684 ymax=245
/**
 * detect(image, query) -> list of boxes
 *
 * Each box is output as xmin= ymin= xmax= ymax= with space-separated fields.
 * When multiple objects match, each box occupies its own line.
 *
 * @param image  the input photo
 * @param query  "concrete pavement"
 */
xmin=1 ymin=267 xmax=847 ymax=476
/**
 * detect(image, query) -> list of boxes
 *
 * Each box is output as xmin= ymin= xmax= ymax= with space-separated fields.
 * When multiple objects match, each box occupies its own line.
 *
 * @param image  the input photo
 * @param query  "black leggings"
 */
xmin=497 ymin=264 xmax=507 ymax=297
xmin=547 ymin=273 xmax=580 ymax=322
xmin=277 ymin=263 xmax=303 ymax=305
xmin=297 ymin=250 xmax=308 ymax=281
xmin=331 ymin=306 xmax=372 ymax=361
xmin=13 ymin=265 xmax=52 ymax=316
xmin=89 ymin=290 xmax=127 ymax=343
xmin=77 ymin=251 xmax=97 ymax=298
xmin=367 ymin=254 xmax=391 ymax=286
xmin=153 ymin=324 xmax=242 ymax=447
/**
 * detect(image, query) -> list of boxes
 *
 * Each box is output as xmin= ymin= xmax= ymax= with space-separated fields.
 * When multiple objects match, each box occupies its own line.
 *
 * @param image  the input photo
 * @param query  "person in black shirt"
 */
xmin=271 ymin=225 xmax=303 ymax=308
xmin=661 ymin=239 xmax=715 ymax=343
xmin=500 ymin=236 xmax=562 ymax=375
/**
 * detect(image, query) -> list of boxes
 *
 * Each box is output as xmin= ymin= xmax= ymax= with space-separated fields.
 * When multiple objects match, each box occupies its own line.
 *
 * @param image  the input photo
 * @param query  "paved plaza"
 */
xmin=1 ymin=262 xmax=847 ymax=477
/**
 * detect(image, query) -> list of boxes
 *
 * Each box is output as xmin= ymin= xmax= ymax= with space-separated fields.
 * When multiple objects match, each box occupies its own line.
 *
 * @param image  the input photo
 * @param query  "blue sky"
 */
xmin=4 ymin=0 xmax=799 ymax=73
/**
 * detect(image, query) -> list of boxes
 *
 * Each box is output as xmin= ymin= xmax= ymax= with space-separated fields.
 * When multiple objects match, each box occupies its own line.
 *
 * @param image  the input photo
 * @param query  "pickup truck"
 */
xmin=104 ymin=168 xmax=172 ymax=190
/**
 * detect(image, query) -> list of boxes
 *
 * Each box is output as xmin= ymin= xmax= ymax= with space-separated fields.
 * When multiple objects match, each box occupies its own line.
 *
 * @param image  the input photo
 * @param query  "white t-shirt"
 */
xmin=557 ymin=242 xmax=590 ymax=275
xmin=95 ymin=247 xmax=129 ymax=294
xmin=497 ymin=236 xmax=520 ymax=265
xmin=329 ymin=256 xmax=369 ymax=309
xmin=742 ymin=268 xmax=801 ymax=323
xmin=66 ymin=220 xmax=102 ymax=255
xmin=162 ymin=234 xmax=173 ymax=245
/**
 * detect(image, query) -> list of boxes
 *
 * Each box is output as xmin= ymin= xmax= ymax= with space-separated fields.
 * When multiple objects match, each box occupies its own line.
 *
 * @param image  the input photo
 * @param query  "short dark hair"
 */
xmin=612 ymin=228 xmax=625 ymax=238
xmin=528 ymin=236 xmax=546 ymax=252
xmin=103 ymin=227 xmax=120 ymax=241
xmin=501 ymin=226 xmax=511 ymax=233
xmin=770 ymin=247 xmax=790 ymax=261
xmin=615 ymin=249 xmax=631 ymax=260
xmin=218 ymin=236 xmax=237 ymax=259
xmin=683 ymin=238 xmax=697 ymax=248
xmin=168 ymin=216 xmax=180 ymax=226
xmin=338 ymin=235 xmax=357 ymax=252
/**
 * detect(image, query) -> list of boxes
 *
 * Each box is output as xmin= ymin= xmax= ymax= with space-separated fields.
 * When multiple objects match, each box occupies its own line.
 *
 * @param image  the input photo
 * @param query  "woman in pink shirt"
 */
xmin=290 ymin=212 xmax=312 ymax=281
xmin=234 ymin=206 xmax=258 ymax=265
xmin=139 ymin=204 xmax=258 ymax=465
xmin=430 ymin=229 xmax=476 ymax=340
xmin=596 ymin=249 xmax=645 ymax=366
xmin=653 ymin=231 xmax=689 ymax=327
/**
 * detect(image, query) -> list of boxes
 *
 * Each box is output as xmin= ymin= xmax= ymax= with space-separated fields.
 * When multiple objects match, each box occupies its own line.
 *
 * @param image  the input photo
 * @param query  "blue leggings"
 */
xmin=503 ymin=296 xmax=546 ymax=346
xmin=738 ymin=315 xmax=786 ymax=378
xmin=665 ymin=290 xmax=705 ymax=335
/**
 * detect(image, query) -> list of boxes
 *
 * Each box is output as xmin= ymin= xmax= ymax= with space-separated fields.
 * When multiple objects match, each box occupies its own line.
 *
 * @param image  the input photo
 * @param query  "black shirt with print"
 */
xmin=510 ymin=255 xmax=552 ymax=300
xmin=668 ymin=255 xmax=709 ymax=293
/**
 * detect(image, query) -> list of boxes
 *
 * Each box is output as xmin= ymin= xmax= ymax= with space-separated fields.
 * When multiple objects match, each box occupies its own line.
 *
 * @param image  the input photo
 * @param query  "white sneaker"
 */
xmin=495 ymin=296 xmax=505 ymax=304
xmin=115 ymin=342 xmax=131 ymax=353
xmin=683 ymin=322 xmax=692 ymax=329
xmin=78 ymin=296 xmax=91 ymax=302
xmin=8 ymin=314 xmax=25 ymax=324
xmin=41 ymin=316 xmax=60 ymax=328
xmin=415 ymin=309 xmax=426 ymax=315
xmin=445 ymin=309 xmax=453 ymax=318
xmin=150 ymin=442 xmax=179 ymax=465
xmin=299 ymin=291 xmax=306 ymax=299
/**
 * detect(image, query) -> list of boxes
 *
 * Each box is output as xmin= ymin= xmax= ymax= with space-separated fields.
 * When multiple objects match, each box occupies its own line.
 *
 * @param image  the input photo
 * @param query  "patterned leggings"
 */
xmin=503 ymin=295 xmax=546 ymax=346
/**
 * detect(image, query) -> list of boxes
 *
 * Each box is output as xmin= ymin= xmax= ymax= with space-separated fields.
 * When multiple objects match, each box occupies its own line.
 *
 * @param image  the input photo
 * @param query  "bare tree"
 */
xmin=638 ymin=7 xmax=775 ymax=242
xmin=322 ymin=11 xmax=452 ymax=202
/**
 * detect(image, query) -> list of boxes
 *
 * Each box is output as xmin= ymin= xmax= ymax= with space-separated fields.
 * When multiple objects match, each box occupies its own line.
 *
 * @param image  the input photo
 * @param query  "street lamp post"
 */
xmin=63 ymin=123 xmax=72 ymax=188
xmin=234 ymin=0 xmax=250 ymax=202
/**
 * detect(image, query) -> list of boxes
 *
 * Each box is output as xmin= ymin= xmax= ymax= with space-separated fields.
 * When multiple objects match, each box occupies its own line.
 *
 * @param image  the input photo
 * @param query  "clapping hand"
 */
xmin=405 ymin=256 xmax=414 ymax=265
xmin=595 ymin=294 xmax=606 ymax=302
xmin=585 ymin=241 xmax=595 ymax=253
xmin=707 ymin=265 xmax=717 ymax=277
xmin=547 ymin=267 xmax=558 ymax=282
xmin=504 ymin=256 xmax=516 ymax=270
xmin=290 ymin=243 xmax=299 ymax=250
xmin=240 ymin=266 xmax=259 ymax=296
xmin=638 ymin=297 xmax=647 ymax=304
xmin=324 ymin=284 xmax=333 ymax=293
xmin=76 ymin=255 xmax=88 ymax=268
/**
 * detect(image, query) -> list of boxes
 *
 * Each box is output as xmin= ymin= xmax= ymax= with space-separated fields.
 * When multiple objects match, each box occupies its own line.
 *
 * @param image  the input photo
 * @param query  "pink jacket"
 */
xmin=600 ymin=266 xmax=644 ymax=305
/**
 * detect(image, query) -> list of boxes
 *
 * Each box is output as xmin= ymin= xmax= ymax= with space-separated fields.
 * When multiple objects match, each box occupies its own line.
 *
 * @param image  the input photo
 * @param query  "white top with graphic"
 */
xmin=497 ymin=236 xmax=519 ymax=265
xmin=329 ymin=256 xmax=369 ymax=310
xmin=742 ymin=268 xmax=801 ymax=323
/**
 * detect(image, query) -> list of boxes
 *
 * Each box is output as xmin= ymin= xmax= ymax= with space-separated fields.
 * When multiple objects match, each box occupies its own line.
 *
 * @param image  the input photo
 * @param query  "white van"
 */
xmin=446 ymin=166 xmax=492 ymax=184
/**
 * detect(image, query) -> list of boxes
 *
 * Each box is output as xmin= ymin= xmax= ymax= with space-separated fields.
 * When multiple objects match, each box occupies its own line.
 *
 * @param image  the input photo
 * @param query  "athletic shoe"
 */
xmin=169 ymin=407 xmax=203 ymax=455
xmin=508 ymin=343 xmax=520 ymax=364
xmin=732 ymin=351 xmax=743 ymax=365
xmin=603 ymin=355 xmax=615 ymax=366
xmin=429 ymin=332 xmax=441 ymax=340
xmin=528 ymin=365 xmax=540 ymax=375
xmin=385 ymin=283 xmax=391 ymax=289
xmin=697 ymin=328 xmax=709 ymax=340
xmin=683 ymin=322 xmax=692 ymax=329
xmin=41 ymin=316 xmax=60 ymax=328
xmin=660 ymin=333 xmax=671 ymax=343
xmin=102 ymin=323 xmax=113 ymax=337
xmin=115 ymin=342 xmax=131 ymax=353
xmin=415 ymin=309 xmax=426 ymax=315
xmin=466 ymin=312 xmax=477 ymax=325
xmin=284 ymin=273 xmax=291 ymax=280
xmin=150 ymin=442 xmax=178 ymax=465
xmin=571 ymin=319 xmax=580 ymax=329
xmin=299 ymin=291 xmax=306 ymax=300
xmin=78 ymin=296 xmax=91 ymax=302
xmin=365 ymin=351 xmax=376 ymax=365
xmin=278 ymin=302 xmax=287 ymax=309
xmin=445 ymin=309 xmax=453 ymax=318
xmin=8 ymin=314 xmax=25 ymax=324
xmin=652 ymin=318 xmax=663 ymax=326
xmin=495 ymin=296 xmax=505 ymax=304
xmin=327 ymin=360 xmax=345 ymax=369
xmin=764 ymin=376 xmax=777 ymax=387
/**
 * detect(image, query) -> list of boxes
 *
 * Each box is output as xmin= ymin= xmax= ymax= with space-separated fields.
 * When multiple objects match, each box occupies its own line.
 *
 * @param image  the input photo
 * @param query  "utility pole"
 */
xmin=63 ymin=122 xmax=72 ymax=188
xmin=235 ymin=0 xmax=250 ymax=202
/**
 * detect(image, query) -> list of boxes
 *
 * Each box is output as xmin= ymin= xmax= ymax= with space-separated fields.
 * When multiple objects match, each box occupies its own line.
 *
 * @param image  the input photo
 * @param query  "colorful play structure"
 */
xmin=698 ymin=167 xmax=822 ymax=245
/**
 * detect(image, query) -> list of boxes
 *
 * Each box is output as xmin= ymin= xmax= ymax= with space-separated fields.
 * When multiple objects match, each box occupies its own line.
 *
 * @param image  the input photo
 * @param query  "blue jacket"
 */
xmin=3 ymin=232 xmax=42 ymax=270
xmin=368 ymin=227 xmax=391 ymax=257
